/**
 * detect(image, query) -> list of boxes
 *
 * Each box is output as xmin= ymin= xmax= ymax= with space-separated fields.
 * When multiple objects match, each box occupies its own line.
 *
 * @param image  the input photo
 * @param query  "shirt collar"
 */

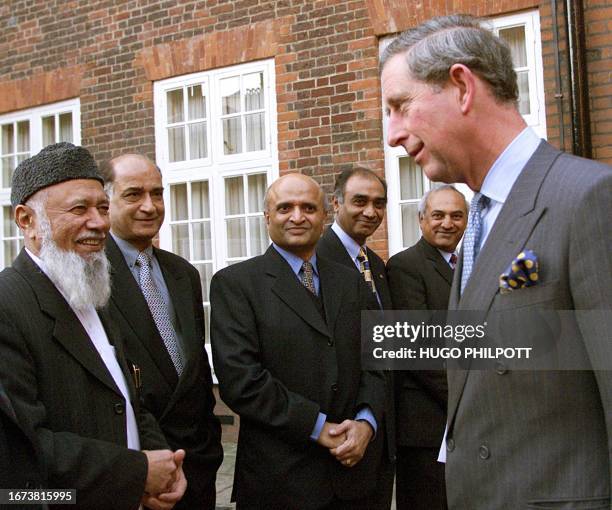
xmin=479 ymin=127 xmax=541 ymax=204
xmin=111 ymin=232 xmax=154 ymax=268
xmin=331 ymin=221 xmax=363 ymax=262
xmin=272 ymin=243 xmax=318 ymax=277
xmin=437 ymin=249 xmax=455 ymax=264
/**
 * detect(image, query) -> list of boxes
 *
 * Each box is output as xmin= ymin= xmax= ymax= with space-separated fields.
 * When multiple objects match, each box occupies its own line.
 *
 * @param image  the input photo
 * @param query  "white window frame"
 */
xmin=382 ymin=10 xmax=546 ymax=256
xmin=0 ymin=99 xmax=81 ymax=268
xmin=153 ymin=60 xmax=278 ymax=373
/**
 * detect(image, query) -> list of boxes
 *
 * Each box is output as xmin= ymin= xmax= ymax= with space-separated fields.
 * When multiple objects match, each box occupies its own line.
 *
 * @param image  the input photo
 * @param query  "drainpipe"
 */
xmin=564 ymin=0 xmax=592 ymax=158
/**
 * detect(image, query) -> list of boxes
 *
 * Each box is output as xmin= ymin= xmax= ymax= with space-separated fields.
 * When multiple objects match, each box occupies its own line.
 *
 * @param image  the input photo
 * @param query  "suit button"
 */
xmin=479 ymin=444 xmax=490 ymax=459
xmin=114 ymin=403 xmax=125 ymax=415
xmin=331 ymin=383 xmax=338 ymax=392
xmin=446 ymin=438 xmax=455 ymax=452
xmin=495 ymin=362 xmax=507 ymax=375
xmin=327 ymin=339 xmax=334 ymax=347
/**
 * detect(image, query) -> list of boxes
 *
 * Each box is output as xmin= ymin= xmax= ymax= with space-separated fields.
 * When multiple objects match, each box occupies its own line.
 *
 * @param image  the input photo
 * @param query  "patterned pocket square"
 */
xmin=499 ymin=250 xmax=539 ymax=294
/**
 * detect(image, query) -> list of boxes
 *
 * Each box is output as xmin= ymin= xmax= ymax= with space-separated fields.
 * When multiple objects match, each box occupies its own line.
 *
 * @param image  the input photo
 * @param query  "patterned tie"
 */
xmin=136 ymin=252 xmax=184 ymax=374
xmin=357 ymin=247 xmax=377 ymax=295
xmin=300 ymin=261 xmax=316 ymax=295
xmin=449 ymin=253 xmax=458 ymax=269
xmin=461 ymin=192 xmax=489 ymax=294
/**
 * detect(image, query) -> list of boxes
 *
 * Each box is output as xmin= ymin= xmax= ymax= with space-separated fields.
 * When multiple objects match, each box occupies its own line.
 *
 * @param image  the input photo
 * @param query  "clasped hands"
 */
xmin=141 ymin=449 xmax=188 ymax=510
xmin=316 ymin=420 xmax=373 ymax=468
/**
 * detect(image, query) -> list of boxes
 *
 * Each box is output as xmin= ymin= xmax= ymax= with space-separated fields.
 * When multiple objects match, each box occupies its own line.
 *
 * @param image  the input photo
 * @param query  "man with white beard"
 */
xmin=0 ymin=142 xmax=187 ymax=510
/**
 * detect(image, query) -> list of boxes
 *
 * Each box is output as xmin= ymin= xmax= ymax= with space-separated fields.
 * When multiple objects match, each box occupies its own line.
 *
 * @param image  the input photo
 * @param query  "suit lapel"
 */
xmin=13 ymin=251 xmax=121 ymax=396
xmin=447 ymin=141 xmax=561 ymax=426
xmin=320 ymin=228 xmax=358 ymax=270
xmin=266 ymin=247 xmax=330 ymax=338
xmin=420 ymin=238 xmax=453 ymax=286
xmin=106 ymin=237 xmax=179 ymax=389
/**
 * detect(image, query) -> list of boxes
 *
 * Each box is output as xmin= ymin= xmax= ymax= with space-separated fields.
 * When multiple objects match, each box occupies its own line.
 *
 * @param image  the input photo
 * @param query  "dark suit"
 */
xmin=0 ymin=381 xmax=46 ymax=510
xmin=317 ymin=226 xmax=396 ymax=508
xmin=0 ymin=250 xmax=168 ymax=510
xmin=211 ymin=246 xmax=386 ymax=509
xmin=446 ymin=141 xmax=612 ymax=509
xmin=387 ymin=237 xmax=449 ymax=509
xmin=106 ymin=236 xmax=223 ymax=510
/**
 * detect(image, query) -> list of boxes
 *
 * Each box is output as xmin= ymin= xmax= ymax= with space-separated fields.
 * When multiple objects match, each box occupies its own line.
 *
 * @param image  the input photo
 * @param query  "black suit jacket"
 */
xmin=316 ymin=226 xmax=396 ymax=461
xmin=210 ymin=246 xmax=386 ymax=509
xmin=0 ymin=382 xmax=46 ymax=510
xmin=0 ymin=250 xmax=168 ymax=510
xmin=106 ymin=236 xmax=223 ymax=510
xmin=386 ymin=237 xmax=449 ymax=447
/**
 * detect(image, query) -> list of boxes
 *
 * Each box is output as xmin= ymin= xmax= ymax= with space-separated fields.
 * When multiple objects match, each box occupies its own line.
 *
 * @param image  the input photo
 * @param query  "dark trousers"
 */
xmin=395 ymin=445 xmax=447 ymax=510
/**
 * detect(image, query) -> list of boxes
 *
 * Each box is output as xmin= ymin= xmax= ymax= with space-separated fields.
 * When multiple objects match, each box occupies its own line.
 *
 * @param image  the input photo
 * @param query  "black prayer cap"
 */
xmin=10 ymin=142 xmax=103 ymax=208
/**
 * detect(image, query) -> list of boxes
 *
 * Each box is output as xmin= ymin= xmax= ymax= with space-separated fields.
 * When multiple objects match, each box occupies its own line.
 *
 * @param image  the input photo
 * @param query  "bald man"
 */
xmin=211 ymin=174 xmax=386 ymax=509
xmin=101 ymin=154 xmax=223 ymax=510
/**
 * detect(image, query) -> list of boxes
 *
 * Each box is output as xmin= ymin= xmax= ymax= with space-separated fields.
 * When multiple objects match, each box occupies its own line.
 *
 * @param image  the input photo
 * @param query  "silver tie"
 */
xmin=136 ymin=252 xmax=184 ymax=374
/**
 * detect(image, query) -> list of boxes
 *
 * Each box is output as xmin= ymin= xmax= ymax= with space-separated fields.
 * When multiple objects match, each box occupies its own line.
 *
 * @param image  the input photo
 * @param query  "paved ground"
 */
xmin=214 ymin=442 xmax=397 ymax=509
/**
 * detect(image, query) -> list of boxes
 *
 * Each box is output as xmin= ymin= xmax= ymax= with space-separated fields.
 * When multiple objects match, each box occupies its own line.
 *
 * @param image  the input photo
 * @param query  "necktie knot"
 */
xmin=136 ymin=251 xmax=152 ymax=268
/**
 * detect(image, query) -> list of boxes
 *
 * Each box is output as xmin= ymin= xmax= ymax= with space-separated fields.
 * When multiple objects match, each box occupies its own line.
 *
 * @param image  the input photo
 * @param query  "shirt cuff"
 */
xmin=355 ymin=406 xmax=377 ymax=438
xmin=310 ymin=412 xmax=327 ymax=441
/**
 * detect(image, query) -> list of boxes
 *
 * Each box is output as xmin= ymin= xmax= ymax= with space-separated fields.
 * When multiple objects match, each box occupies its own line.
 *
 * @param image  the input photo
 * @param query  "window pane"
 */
xmin=192 ymin=221 xmax=212 ymax=260
xmin=42 ymin=116 xmax=55 ymax=147
xmin=245 ymin=113 xmax=265 ymax=152
xmin=226 ymin=218 xmax=246 ymax=258
xmin=247 ymin=173 xmax=267 ymax=213
xmin=171 ymin=224 xmax=189 ymax=258
xmin=401 ymin=203 xmax=420 ymax=248
xmin=221 ymin=77 xmax=241 ymax=114
xmin=225 ymin=176 xmax=244 ymax=215
xmin=191 ymin=181 xmax=210 ymax=219
xmin=17 ymin=121 xmax=30 ymax=151
xmin=517 ymin=71 xmax=530 ymax=115
xmin=187 ymin=84 xmax=206 ymax=120
xmin=170 ymin=184 xmax=188 ymax=221
xmin=244 ymin=72 xmax=264 ymax=111
xmin=223 ymin=117 xmax=242 ymax=154
xmin=1 ymin=124 xmax=14 ymax=154
xmin=167 ymin=89 xmax=184 ymax=123
xmin=249 ymin=216 xmax=268 ymax=256
xmin=399 ymin=157 xmax=424 ymax=200
xmin=168 ymin=126 xmax=185 ymax=162
xmin=2 ymin=156 xmax=14 ymax=188
xmin=3 ymin=206 xmax=16 ymax=237
xmin=189 ymin=122 xmax=208 ymax=160
xmin=499 ymin=26 xmax=527 ymax=67
xmin=194 ymin=263 xmax=213 ymax=302
xmin=4 ymin=240 xmax=19 ymax=267
xmin=59 ymin=113 xmax=73 ymax=142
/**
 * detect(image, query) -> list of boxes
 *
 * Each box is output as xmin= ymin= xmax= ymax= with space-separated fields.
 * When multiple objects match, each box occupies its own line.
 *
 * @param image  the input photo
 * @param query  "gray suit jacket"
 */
xmin=445 ymin=141 xmax=612 ymax=509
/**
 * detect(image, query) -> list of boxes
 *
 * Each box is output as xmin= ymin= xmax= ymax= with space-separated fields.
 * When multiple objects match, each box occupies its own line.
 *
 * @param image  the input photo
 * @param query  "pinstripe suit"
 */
xmin=445 ymin=141 xmax=612 ymax=509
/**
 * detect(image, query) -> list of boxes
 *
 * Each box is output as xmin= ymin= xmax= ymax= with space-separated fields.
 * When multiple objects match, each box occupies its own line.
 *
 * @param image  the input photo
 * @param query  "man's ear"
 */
xmin=448 ymin=64 xmax=476 ymax=115
xmin=332 ymin=195 xmax=341 ymax=214
xmin=263 ymin=210 xmax=270 ymax=226
xmin=14 ymin=204 xmax=39 ymax=242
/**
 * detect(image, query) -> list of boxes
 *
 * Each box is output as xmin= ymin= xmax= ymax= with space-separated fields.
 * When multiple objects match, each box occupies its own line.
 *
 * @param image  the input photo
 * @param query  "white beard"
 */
xmin=37 ymin=216 xmax=111 ymax=312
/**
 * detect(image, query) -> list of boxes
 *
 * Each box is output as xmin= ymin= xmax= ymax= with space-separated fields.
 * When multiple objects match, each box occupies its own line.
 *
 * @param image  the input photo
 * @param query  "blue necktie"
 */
xmin=461 ymin=192 xmax=489 ymax=294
